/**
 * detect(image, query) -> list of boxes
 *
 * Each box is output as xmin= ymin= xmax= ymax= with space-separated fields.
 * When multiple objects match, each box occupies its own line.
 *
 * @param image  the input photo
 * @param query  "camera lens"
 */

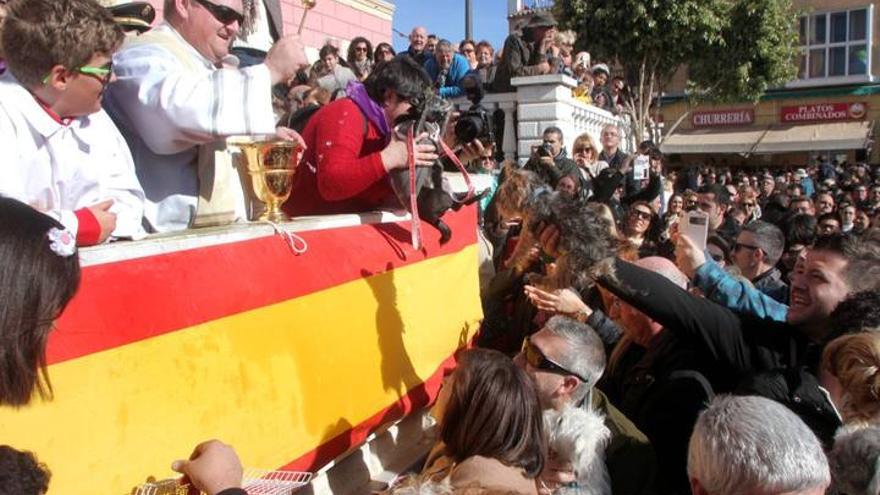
xmin=455 ymin=117 xmax=482 ymax=143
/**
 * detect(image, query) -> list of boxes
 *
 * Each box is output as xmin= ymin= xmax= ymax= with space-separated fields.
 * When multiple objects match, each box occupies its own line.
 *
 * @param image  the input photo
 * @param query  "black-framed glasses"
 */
xmin=193 ymin=0 xmax=244 ymax=25
xmin=734 ymin=242 xmax=760 ymax=252
xmin=354 ymin=46 xmax=368 ymax=52
xmin=522 ymin=338 xmax=588 ymax=383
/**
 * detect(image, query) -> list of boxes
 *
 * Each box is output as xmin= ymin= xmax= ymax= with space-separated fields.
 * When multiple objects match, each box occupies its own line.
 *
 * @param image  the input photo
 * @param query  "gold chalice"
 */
xmin=233 ymin=137 xmax=303 ymax=223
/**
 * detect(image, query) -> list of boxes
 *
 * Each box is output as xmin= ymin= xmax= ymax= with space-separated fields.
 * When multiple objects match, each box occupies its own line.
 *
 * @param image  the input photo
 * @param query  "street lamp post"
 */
xmin=465 ymin=0 xmax=473 ymax=41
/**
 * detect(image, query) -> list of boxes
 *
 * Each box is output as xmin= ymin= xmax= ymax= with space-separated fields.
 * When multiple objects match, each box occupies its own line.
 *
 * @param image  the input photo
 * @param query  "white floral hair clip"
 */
xmin=47 ymin=227 xmax=77 ymax=257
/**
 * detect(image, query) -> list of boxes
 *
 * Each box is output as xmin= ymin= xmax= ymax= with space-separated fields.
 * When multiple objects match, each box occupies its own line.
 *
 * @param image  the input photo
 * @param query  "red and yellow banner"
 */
xmin=0 ymin=207 xmax=483 ymax=494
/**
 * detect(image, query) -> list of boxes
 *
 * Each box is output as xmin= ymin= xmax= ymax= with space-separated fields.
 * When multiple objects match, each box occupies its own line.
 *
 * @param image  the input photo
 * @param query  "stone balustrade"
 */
xmin=451 ymin=74 xmax=632 ymax=165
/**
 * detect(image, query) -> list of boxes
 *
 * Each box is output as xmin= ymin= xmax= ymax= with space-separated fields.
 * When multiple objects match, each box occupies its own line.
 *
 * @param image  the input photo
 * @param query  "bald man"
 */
xmin=597 ymin=257 xmax=715 ymax=495
xmin=406 ymin=26 xmax=429 ymax=65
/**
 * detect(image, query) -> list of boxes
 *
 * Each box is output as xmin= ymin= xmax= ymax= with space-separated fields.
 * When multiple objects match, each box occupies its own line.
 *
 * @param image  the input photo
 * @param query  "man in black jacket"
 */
xmin=523 ymin=126 xmax=578 ymax=188
xmin=598 ymin=257 xmax=715 ymax=495
xmin=491 ymin=12 xmax=555 ymax=92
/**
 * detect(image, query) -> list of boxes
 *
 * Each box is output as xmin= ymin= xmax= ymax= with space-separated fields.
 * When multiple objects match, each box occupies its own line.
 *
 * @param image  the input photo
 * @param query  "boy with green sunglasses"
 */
xmin=0 ymin=0 xmax=145 ymax=245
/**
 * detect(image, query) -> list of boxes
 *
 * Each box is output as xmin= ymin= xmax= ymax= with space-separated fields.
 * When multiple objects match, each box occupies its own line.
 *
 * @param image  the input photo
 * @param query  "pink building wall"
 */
xmin=143 ymin=0 xmax=392 ymax=52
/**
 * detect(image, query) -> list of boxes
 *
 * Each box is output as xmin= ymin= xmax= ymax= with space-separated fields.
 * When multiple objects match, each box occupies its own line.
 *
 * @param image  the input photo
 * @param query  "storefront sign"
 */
xmin=692 ymin=109 xmax=755 ymax=127
xmin=780 ymin=102 xmax=867 ymax=123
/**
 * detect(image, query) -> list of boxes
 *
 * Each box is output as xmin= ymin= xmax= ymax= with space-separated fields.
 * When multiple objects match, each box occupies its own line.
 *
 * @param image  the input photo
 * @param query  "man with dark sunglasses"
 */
xmin=104 ymin=0 xmax=308 ymax=232
xmin=515 ymin=316 xmax=657 ymax=495
xmin=730 ymin=221 xmax=788 ymax=303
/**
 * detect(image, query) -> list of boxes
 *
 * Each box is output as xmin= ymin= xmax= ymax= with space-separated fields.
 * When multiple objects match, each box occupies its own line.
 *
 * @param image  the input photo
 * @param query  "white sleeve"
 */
xmin=107 ymin=44 xmax=276 ymax=156
xmin=95 ymin=114 xmax=147 ymax=240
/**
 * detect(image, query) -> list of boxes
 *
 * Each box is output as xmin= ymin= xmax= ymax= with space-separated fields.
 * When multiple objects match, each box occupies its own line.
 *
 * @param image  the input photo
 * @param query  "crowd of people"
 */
xmin=1 ymin=0 xmax=880 ymax=494
xmin=276 ymin=12 xmax=628 ymax=129
xmin=470 ymin=121 xmax=880 ymax=494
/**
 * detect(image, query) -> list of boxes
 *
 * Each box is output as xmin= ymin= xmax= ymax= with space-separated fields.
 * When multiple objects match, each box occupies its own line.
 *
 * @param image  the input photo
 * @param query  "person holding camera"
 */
xmin=283 ymin=57 xmax=483 ymax=217
xmin=523 ymin=126 xmax=578 ymax=189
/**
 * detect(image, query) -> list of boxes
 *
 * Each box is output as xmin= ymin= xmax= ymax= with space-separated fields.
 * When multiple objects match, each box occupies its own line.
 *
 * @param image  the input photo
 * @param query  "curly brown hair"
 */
xmin=2 ymin=0 xmax=123 ymax=87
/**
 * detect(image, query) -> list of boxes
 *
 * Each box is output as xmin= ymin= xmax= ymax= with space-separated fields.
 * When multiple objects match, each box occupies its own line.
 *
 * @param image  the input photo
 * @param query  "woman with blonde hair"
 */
xmin=821 ymin=331 xmax=880 ymax=424
xmin=571 ymin=133 xmax=608 ymax=188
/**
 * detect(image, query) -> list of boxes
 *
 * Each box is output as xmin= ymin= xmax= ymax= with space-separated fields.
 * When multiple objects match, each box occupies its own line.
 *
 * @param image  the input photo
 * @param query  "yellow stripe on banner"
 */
xmin=0 ymin=246 xmax=482 ymax=495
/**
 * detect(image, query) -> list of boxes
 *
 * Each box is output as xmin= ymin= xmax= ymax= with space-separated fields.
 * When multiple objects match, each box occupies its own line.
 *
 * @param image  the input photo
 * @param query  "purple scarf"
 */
xmin=346 ymin=81 xmax=391 ymax=146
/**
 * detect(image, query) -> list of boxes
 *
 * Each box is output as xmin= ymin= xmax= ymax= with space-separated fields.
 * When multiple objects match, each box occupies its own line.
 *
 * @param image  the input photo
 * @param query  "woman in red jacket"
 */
xmin=284 ymin=57 xmax=440 ymax=216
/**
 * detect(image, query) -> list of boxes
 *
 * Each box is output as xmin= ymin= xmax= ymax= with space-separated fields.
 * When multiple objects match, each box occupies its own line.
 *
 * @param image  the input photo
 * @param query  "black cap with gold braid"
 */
xmin=99 ymin=0 xmax=155 ymax=33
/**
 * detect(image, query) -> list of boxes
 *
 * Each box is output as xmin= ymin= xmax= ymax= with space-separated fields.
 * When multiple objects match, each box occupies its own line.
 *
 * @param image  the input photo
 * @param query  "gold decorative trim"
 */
xmin=334 ymin=0 xmax=395 ymax=21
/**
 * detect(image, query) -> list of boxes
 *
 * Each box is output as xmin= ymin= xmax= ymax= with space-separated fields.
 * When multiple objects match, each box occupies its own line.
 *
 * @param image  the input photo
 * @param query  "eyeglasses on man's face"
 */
xmin=522 ymin=338 xmax=588 ymax=383
xmin=193 ymin=0 xmax=244 ymax=25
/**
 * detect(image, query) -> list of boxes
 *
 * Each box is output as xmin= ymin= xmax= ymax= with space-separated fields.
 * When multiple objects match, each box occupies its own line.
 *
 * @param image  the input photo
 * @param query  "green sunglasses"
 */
xmin=42 ymin=63 xmax=113 ymax=86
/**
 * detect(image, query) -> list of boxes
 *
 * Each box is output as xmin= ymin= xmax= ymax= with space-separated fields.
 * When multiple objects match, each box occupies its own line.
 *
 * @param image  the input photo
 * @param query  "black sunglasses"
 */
xmin=193 ymin=0 xmax=244 ymax=25
xmin=734 ymin=242 xmax=760 ymax=252
xmin=629 ymin=209 xmax=652 ymax=221
xmin=523 ymin=338 xmax=588 ymax=383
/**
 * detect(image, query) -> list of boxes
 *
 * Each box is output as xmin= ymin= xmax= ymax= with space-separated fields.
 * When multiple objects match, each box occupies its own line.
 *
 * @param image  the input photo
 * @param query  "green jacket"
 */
xmin=591 ymin=389 xmax=658 ymax=495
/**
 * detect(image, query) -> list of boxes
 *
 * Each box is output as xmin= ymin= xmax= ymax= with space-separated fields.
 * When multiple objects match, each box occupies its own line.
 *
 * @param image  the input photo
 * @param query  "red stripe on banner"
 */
xmin=47 ymin=206 xmax=478 ymax=365
xmin=279 ymin=342 xmax=471 ymax=473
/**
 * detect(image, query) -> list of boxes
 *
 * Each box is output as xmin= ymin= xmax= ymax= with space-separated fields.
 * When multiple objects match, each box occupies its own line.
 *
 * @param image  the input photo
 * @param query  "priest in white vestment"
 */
xmin=103 ymin=0 xmax=307 ymax=232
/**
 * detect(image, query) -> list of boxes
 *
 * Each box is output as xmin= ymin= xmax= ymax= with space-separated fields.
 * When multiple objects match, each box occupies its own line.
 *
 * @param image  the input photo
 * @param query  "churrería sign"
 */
xmin=692 ymin=109 xmax=755 ymax=127
xmin=780 ymin=102 xmax=867 ymax=123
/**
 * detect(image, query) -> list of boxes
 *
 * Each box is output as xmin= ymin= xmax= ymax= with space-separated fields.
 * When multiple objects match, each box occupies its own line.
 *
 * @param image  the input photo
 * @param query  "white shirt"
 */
xmin=103 ymin=23 xmax=276 ymax=232
xmin=0 ymin=72 xmax=146 ymax=241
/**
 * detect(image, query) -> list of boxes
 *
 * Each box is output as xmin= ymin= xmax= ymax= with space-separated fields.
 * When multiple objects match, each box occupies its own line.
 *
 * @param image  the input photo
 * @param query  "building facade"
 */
xmin=659 ymin=0 xmax=877 ymax=168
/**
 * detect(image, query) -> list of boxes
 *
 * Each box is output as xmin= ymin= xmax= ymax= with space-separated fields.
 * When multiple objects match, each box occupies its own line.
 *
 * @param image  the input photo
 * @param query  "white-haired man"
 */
xmin=688 ymin=395 xmax=830 ymax=495
xmin=517 ymin=315 xmax=657 ymax=495
xmin=104 ymin=0 xmax=307 ymax=232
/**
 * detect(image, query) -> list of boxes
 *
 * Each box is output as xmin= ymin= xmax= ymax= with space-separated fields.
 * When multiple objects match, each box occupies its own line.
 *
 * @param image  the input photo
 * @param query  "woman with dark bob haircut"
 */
xmin=0 ymin=197 xmax=81 ymax=407
xmin=421 ymin=348 xmax=545 ymax=494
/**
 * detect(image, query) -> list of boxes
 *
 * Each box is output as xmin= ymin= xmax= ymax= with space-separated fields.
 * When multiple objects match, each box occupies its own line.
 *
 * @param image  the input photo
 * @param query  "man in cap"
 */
xmin=99 ymin=0 xmax=155 ymax=33
xmin=491 ymin=11 xmax=555 ymax=92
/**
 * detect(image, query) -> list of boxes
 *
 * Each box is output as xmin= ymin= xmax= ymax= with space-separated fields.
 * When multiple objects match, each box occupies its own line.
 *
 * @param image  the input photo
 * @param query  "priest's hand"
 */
xmin=266 ymin=36 xmax=308 ymax=85
xmin=275 ymin=126 xmax=307 ymax=150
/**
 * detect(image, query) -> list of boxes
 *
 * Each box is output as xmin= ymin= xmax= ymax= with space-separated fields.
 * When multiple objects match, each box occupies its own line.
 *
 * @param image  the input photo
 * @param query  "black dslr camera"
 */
xmin=453 ymin=75 xmax=495 ymax=146
xmin=535 ymin=142 xmax=554 ymax=158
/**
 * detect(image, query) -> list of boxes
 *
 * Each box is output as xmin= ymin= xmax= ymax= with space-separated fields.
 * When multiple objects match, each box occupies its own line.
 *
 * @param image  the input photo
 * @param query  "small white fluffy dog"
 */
xmin=543 ymin=404 xmax=612 ymax=495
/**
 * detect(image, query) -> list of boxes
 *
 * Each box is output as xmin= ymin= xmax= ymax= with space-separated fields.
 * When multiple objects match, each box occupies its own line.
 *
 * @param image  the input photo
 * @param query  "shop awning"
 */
xmin=660 ymin=127 xmax=769 ymax=154
xmin=751 ymin=121 xmax=874 ymax=153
